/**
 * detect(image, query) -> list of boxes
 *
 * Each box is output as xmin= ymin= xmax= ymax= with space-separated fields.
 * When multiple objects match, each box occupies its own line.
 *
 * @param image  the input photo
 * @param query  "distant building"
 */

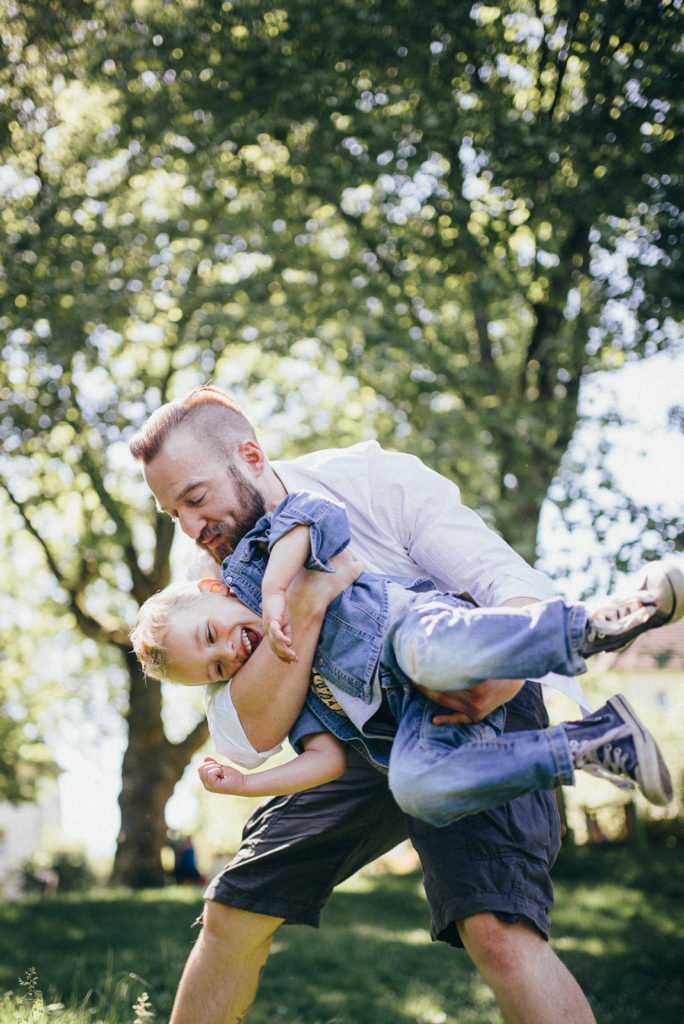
xmin=597 ymin=616 xmax=684 ymax=672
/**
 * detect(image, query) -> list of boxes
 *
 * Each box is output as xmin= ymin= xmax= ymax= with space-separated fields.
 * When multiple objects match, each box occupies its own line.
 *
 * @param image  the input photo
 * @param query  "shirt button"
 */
xmin=225 ymin=575 xmax=232 ymax=584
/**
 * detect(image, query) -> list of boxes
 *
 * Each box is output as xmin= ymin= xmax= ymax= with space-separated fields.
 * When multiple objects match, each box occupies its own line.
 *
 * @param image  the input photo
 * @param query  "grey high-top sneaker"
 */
xmin=581 ymin=559 xmax=684 ymax=657
xmin=563 ymin=695 xmax=673 ymax=806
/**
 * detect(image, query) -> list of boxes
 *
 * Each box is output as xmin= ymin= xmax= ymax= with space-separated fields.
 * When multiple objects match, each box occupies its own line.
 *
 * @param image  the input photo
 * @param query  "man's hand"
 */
xmin=415 ymin=678 xmax=524 ymax=725
xmin=287 ymin=548 xmax=364 ymax=614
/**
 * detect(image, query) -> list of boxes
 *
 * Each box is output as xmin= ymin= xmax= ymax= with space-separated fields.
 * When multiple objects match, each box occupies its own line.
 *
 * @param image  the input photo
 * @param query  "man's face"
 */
xmin=165 ymin=590 xmax=264 ymax=685
xmin=144 ymin=426 xmax=267 ymax=563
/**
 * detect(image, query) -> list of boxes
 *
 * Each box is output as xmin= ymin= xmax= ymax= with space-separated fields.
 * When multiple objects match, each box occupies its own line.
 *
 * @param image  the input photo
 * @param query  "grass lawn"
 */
xmin=0 ymin=845 xmax=682 ymax=1023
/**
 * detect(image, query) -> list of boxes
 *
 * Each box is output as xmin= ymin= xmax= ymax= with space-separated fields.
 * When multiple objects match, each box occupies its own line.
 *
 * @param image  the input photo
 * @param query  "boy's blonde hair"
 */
xmin=131 ymin=581 xmax=204 ymax=682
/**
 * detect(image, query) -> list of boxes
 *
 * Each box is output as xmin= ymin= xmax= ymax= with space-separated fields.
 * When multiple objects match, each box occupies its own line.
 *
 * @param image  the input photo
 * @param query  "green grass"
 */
xmin=1 ymin=847 xmax=683 ymax=1023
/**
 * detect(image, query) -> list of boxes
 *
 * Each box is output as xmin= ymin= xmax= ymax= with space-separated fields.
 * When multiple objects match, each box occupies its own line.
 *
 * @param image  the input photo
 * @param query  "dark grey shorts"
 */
xmin=205 ymin=682 xmax=562 ymax=947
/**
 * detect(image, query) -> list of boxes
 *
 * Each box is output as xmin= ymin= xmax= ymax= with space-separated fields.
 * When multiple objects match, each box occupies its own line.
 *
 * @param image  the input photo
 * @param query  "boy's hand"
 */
xmin=262 ymin=589 xmax=297 ymax=662
xmin=198 ymin=756 xmax=248 ymax=795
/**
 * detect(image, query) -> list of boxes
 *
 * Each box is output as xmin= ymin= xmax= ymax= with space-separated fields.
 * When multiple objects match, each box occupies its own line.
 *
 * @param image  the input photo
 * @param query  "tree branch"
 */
xmin=1 ymin=479 xmax=130 ymax=649
xmin=1 ymin=480 xmax=66 ymax=585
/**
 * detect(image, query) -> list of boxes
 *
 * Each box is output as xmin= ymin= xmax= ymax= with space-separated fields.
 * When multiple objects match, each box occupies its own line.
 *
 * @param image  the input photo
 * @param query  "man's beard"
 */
xmin=199 ymin=474 xmax=268 ymax=565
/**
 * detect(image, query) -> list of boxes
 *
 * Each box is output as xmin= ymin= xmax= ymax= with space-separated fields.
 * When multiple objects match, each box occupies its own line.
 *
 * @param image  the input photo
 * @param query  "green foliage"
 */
xmin=0 ymin=0 xmax=682 ymax=880
xmin=0 ymin=520 xmax=61 ymax=803
xmin=0 ymin=965 xmax=157 ymax=1024
xmin=0 ymin=889 xmax=201 ymax=1023
xmin=0 ymin=710 xmax=57 ymax=805
xmin=0 ymin=849 xmax=683 ymax=1022
xmin=20 ymin=848 xmax=96 ymax=894
xmin=0 ymin=969 xmax=48 ymax=1024
xmin=0 ymin=629 xmax=59 ymax=805
xmin=2 ymin=0 xmax=682 ymax=551
xmin=0 ymin=494 xmax=117 ymax=803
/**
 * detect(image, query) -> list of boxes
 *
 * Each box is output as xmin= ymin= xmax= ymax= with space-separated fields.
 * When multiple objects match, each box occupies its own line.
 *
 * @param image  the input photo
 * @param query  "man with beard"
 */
xmin=130 ymin=385 xmax=597 ymax=1024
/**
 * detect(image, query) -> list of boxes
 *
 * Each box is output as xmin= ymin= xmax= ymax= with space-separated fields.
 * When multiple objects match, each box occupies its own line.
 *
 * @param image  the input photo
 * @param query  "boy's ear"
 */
xmin=198 ymin=579 xmax=229 ymax=596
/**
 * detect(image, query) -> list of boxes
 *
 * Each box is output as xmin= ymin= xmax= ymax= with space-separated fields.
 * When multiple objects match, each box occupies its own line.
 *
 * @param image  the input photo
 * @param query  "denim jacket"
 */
xmin=221 ymin=491 xmax=434 ymax=769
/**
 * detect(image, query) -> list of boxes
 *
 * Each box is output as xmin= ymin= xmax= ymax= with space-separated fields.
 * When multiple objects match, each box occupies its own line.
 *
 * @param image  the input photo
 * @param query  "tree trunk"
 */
xmin=111 ymin=746 xmax=176 ymax=888
xmin=110 ymin=656 xmax=208 ymax=887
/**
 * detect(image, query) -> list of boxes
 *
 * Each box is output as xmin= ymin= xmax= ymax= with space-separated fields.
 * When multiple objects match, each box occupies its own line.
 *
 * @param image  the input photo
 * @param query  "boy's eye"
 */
xmin=206 ymin=625 xmax=215 ymax=645
xmin=214 ymin=662 xmax=226 ymax=681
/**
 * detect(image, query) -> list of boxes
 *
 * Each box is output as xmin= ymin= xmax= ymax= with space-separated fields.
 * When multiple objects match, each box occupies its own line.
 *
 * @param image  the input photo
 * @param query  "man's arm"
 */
xmin=198 ymin=732 xmax=347 ymax=798
xmin=364 ymin=444 xmax=555 ymax=607
xmin=226 ymin=549 xmax=362 ymax=751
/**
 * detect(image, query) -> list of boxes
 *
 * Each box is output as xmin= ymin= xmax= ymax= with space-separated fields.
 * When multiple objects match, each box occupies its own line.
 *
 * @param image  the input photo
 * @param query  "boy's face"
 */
xmin=165 ymin=590 xmax=264 ymax=685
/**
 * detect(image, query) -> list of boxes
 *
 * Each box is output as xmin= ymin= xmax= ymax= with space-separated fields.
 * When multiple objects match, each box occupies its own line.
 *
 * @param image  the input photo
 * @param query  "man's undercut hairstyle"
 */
xmin=129 ymin=386 xmax=257 ymax=465
xmin=130 ymin=580 xmax=204 ymax=683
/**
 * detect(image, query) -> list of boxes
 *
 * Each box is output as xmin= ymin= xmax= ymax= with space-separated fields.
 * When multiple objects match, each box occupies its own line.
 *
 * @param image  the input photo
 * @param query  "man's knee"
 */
xmin=201 ymin=901 xmax=283 ymax=959
xmin=458 ymin=912 xmax=544 ymax=976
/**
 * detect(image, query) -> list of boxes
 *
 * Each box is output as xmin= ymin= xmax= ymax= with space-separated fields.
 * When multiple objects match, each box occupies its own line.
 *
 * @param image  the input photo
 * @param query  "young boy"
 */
xmin=131 ymin=491 xmax=682 ymax=822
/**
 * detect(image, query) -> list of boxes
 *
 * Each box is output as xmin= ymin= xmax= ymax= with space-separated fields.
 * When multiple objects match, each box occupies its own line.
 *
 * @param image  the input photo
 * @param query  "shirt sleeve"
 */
xmin=365 ymin=445 xmax=556 ymax=606
xmin=204 ymin=682 xmax=282 ymax=769
xmin=268 ymin=491 xmax=351 ymax=571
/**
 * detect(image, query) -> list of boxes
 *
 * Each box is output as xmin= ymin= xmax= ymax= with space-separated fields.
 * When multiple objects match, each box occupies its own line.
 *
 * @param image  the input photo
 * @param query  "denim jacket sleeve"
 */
xmin=267 ymin=491 xmax=351 ymax=572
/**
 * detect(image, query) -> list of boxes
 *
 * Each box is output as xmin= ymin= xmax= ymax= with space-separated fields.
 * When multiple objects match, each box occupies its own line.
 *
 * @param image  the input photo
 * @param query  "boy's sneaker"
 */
xmin=581 ymin=558 xmax=684 ymax=656
xmin=563 ymin=695 xmax=673 ymax=806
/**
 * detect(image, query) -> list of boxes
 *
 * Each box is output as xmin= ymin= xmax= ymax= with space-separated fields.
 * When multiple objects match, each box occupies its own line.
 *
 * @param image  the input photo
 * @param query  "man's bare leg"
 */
xmin=458 ymin=913 xmax=596 ymax=1024
xmin=169 ymin=903 xmax=282 ymax=1024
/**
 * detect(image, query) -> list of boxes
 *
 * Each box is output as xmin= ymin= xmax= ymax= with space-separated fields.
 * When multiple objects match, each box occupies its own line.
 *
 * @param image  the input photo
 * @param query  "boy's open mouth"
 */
xmin=241 ymin=627 xmax=262 ymax=659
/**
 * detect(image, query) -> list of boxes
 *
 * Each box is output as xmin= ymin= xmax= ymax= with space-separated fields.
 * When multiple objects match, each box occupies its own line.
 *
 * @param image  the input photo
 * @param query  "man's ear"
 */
xmin=236 ymin=439 xmax=266 ymax=476
xmin=198 ymin=579 xmax=229 ymax=596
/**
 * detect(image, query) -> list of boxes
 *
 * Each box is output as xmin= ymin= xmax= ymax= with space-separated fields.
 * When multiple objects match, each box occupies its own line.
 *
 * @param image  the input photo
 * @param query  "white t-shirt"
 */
xmin=274 ymin=441 xmax=555 ymax=601
xmin=207 ymin=441 xmax=574 ymax=768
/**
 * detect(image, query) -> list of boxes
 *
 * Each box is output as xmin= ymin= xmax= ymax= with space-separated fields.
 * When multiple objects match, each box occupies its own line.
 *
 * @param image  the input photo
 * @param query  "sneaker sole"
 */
xmin=608 ymin=694 xmax=673 ymax=806
xmin=655 ymin=559 xmax=684 ymax=625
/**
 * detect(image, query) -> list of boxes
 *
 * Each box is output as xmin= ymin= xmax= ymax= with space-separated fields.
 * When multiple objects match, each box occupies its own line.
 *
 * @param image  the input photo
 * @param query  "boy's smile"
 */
xmin=165 ymin=591 xmax=264 ymax=685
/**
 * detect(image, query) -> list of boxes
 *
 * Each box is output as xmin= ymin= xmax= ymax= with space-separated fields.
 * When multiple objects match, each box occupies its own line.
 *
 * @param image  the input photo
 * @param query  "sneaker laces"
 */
xmin=569 ymin=738 xmax=636 ymax=792
xmin=585 ymin=590 xmax=657 ymax=642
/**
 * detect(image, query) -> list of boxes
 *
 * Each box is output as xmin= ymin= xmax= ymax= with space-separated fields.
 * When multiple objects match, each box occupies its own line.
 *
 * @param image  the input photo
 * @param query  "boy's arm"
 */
xmin=198 ymin=733 xmax=347 ymax=797
xmin=260 ymin=493 xmax=352 ymax=661
xmin=227 ymin=549 xmax=363 ymax=752
xmin=261 ymin=524 xmax=312 ymax=661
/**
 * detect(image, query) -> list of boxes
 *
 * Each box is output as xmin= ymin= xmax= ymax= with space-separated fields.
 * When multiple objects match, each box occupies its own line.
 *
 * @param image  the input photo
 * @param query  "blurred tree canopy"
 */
xmin=1 ymin=0 xmax=682 ymax=884
xmin=0 ymin=498 xmax=61 ymax=803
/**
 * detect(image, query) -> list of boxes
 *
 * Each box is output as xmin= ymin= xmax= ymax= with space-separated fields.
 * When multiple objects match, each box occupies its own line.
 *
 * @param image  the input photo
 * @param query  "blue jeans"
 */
xmin=384 ymin=594 xmax=584 ymax=826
